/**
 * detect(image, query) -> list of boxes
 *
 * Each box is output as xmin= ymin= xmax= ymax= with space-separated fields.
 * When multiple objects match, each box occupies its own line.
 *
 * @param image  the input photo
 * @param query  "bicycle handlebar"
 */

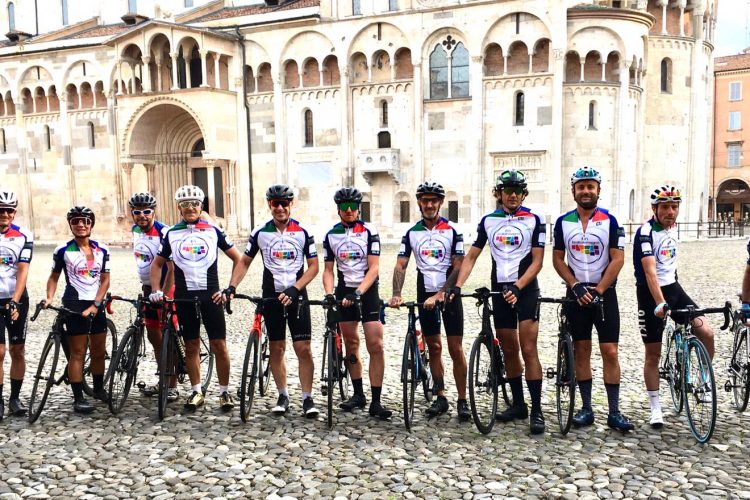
xmin=30 ymin=301 xmax=94 ymax=325
xmin=224 ymin=294 xmax=277 ymax=315
xmin=669 ymin=301 xmax=732 ymax=331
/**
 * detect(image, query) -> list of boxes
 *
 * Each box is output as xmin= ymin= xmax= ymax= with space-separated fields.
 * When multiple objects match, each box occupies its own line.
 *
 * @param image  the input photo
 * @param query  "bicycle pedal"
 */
xmin=545 ymin=368 xmax=556 ymax=379
xmin=724 ymin=380 xmax=733 ymax=392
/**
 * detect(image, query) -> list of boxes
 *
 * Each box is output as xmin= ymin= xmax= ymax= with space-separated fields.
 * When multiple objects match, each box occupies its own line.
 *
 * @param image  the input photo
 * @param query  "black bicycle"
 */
xmin=725 ymin=301 xmax=750 ymax=412
xmin=388 ymin=301 xmax=432 ymax=431
xmin=226 ymin=294 xmax=273 ymax=422
xmin=28 ymin=302 xmax=115 ymax=422
xmin=462 ymin=287 xmax=510 ymax=434
xmin=660 ymin=303 xmax=730 ymax=443
xmin=307 ymin=298 xmax=351 ymax=429
xmin=156 ymin=297 xmax=214 ymax=420
xmin=538 ymin=296 xmax=579 ymax=435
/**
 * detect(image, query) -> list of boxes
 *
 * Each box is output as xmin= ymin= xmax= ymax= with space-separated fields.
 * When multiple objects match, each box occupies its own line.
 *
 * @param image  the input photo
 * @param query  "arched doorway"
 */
xmin=715 ymin=179 xmax=750 ymax=221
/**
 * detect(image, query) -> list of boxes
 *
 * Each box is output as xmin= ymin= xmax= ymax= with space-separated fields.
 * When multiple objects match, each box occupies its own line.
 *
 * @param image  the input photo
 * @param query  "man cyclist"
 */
xmin=128 ymin=192 xmax=176 ymax=401
xmin=224 ymin=184 xmax=320 ymax=417
xmin=552 ymin=166 xmax=633 ymax=432
xmin=389 ymin=181 xmax=470 ymax=421
xmin=149 ymin=185 xmax=242 ymax=411
xmin=0 ymin=191 xmax=32 ymax=417
xmin=449 ymin=170 xmax=546 ymax=434
xmin=323 ymin=187 xmax=392 ymax=420
xmin=45 ymin=206 xmax=110 ymax=414
xmin=635 ymin=185 xmax=714 ymax=428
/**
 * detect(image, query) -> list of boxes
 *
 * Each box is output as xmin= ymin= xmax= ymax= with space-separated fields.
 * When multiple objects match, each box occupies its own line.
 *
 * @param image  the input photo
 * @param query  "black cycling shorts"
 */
xmin=491 ymin=282 xmax=539 ymax=330
xmin=336 ymin=284 xmax=381 ymax=324
xmin=175 ymin=291 xmax=226 ymax=341
xmin=0 ymin=294 xmax=28 ymax=345
xmin=63 ymin=299 xmax=107 ymax=336
xmin=564 ymin=286 xmax=620 ymax=344
xmin=263 ymin=291 xmax=312 ymax=343
xmin=417 ymin=287 xmax=463 ymax=337
xmin=637 ymin=282 xmax=698 ymax=344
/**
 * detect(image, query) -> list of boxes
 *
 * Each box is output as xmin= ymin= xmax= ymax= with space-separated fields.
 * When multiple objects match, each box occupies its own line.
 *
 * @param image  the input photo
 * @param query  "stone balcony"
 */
xmin=358 ymin=148 xmax=400 ymax=185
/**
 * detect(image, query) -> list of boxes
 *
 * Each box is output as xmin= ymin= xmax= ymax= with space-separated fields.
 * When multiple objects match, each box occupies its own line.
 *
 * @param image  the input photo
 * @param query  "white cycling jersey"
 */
xmin=0 ymin=224 xmax=33 ymax=299
xmin=132 ymin=220 xmax=169 ymax=287
xmin=323 ymin=220 xmax=380 ymax=288
xmin=52 ymin=239 xmax=110 ymax=301
xmin=398 ymin=217 xmax=464 ymax=293
xmin=634 ymin=217 xmax=678 ymax=287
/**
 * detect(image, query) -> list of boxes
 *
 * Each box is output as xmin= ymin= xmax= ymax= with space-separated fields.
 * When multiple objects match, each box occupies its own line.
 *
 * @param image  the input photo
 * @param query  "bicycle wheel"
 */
xmin=108 ymin=326 xmax=140 ymax=414
xmin=401 ymin=333 xmax=418 ymax=431
xmin=495 ymin=347 xmax=511 ymax=407
xmin=28 ymin=334 xmax=61 ymax=424
xmin=259 ymin=325 xmax=271 ymax=397
xmin=158 ymin=327 xmax=177 ymax=420
xmin=731 ymin=326 xmax=750 ymax=412
xmin=683 ymin=338 xmax=717 ymax=444
xmin=199 ymin=334 xmax=214 ymax=394
xmin=336 ymin=331 xmax=351 ymax=402
xmin=468 ymin=336 xmax=497 ymax=434
xmin=327 ymin=331 xmax=337 ymax=429
xmin=82 ymin=318 xmax=117 ymax=396
xmin=556 ymin=335 xmax=576 ymax=435
xmin=239 ymin=331 xmax=260 ymax=422
xmin=420 ymin=349 xmax=433 ymax=403
xmin=664 ymin=327 xmax=684 ymax=414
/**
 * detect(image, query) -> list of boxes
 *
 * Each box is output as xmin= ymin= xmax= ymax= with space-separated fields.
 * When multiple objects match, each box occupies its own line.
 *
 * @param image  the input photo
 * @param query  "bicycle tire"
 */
xmin=158 ymin=327 xmax=177 ymax=420
xmin=401 ymin=333 xmax=417 ymax=431
xmin=259 ymin=325 xmax=271 ymax=397
xmin=336 ymin=332 xmax=351 ymax=403
xmin=556 ymin=334 xmax=576 ymax=435
xmin=107 ymin=326 xmax=139 ymax=415
xmin=82 ymin=318 xmax=118 ymax=397
xmin=664 ymin=326 xmax=684 ymax=414
xmin=327 ymin=331 xmax=336 ymax=430
xmin=421 ymin=349 xmax=433 ymax=403
xmin=731 ymin=326 xmax=750 ymax=412
xmin=200 ymin=334 xmax=214 ymax=394
xmin=496 ymin=347 xmax=511 ymax=407
xmin=468 ymin=336 xmax=497 ymax=434
xmin=683 ymin=338 xmax=717 ymax=444
xmin=239 ymin=331 xmax=260 ymax=422
xmin=28 ymin=334 xmax=61 ymax=424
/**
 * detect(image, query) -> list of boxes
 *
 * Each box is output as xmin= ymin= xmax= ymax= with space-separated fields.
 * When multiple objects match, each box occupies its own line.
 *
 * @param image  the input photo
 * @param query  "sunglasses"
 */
xmin=132 ymin=209 xmax=154 ymax=216
xmin=0 ymin=207 xmax=15 ymax=214
xmin=178 ymin=200 xmax=201 ymax=209
xmin=70 ymin=217 xmax=93 ymax=226
xmin=338 ymin=201 xmax=359 ymax=212
xmin=270 ymin=199 xmax=291 ymax=208
xmin=502 ymin=187 xmax=525 ymax=195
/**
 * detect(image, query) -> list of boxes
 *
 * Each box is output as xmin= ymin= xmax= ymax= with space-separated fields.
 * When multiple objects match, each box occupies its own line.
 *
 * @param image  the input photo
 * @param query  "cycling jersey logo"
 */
xmin=177 ymin=235 xmax=210 ymax=265
xmin=0 ymin=247 xmax=17 ymax=276
xmin=567 ymin=234 xmax=605 ymax=264
xmin=491 ymin=226 xmax=524 ymax=254
xmin=656 ymin=237 xmax=677 ymax=263
xmin=269 ymin=240 xmax=300 ymax=267
xmin=571 ymin=243 xmax=600 ymax=256
xmin=76 ymin=267 xmax=100 ymax=279
xmin=415 ymin=239 xmax=448 ymax=268
xmin=336 ymin=241 xmax=366 ymax=264
xmin=133 ymin=242 xmax=155 ymax=270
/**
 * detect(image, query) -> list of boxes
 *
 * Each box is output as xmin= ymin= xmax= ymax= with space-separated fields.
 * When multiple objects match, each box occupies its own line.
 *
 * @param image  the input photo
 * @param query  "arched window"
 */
xmin=0 ymin=128 xmax=6 ymax=154
xmin=428 ymin=39 xmax=471 ymax=100
xmin=303 ymin=109 xmax=313 ymax=147
xmin=61 ymin=0 xmax=68 ymax=25
xmin=588 ymin=101 xmax=597 ymax=130
xmin=7 ymin=2 xmax=14 ymax=31
xmin=44 ymin=125 xmax=51 ymax=151
xmin=87 ymin=122 xmax=95 ymax=148
xmin=399 ymin=199 xmax=410 ymax=223
xmin=378 ymin=131 xmax=391 ymax=148
xmin=191 ymin=138 xmax=205 ymax=157
xmin=381 ymin=100 xmax=388 ymax=127
xmin=660 ymin=58 xmax=672 ymax=93
xmin=451 ymin=42 xmax=469 ymax=98
xmin=429 ymin=44 xmax=448 ymax=99
xmin=514 ymin=91 xmax=525 ymax=126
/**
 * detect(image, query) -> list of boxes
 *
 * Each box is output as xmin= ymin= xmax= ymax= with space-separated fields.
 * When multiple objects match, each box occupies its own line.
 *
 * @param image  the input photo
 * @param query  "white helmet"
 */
xmin=174 ymin=185 xmax=205 ymax=203
xmin=0 ymin=191 xmax=18 ymax=208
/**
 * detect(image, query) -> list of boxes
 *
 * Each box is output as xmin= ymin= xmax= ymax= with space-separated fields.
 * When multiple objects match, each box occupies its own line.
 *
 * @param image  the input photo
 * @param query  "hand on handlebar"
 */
xmin=278 ymin=286 xmax=300 ymax=307
xmin=388 ymin=296 xmax=404 ymax=308
xmin=149 ymin=290 xmax=165 ymax=304
xmin=81 ymin=304 xmax=99 ymax=318
xmin=222 ymin=285 xmax=236 ymax=302
xmin=342 ymin=293 xmax=358 ymax=308
xmin=654 ymin=302 xmax=670 ymax=319
xmin=423 ymin=291 xmax=443 ymax=310
xmin=503 ymin=284 xmax=521 ymax=306
xmin=6 ymin=300 xmax=19 ymax=322
xmin=444 ymin=286 xmax=461 ymax=303
xmin=323 ymin=294 xmax=337 ymax=307
xmin=211 ymin=291 xmax=224 ymax=305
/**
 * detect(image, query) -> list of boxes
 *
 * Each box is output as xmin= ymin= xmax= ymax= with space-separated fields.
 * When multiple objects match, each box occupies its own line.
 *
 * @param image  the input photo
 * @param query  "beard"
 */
xmin=576 ymin=194 xmax=598 ymax=209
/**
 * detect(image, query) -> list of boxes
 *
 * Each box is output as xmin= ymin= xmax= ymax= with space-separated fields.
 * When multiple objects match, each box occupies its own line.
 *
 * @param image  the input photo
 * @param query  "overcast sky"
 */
xmin=715 ymin=0 xmax=750 ymax=56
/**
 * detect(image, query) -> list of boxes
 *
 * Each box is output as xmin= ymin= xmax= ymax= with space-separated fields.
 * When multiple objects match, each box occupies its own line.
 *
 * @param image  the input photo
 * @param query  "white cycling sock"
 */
xmin=301 ymin=391 xmax=311 ymax=401
xmin=648 ymin=390 xmax=661 ymax=411
xmin=192 ymin=384 xmax=202 ymax=394
xmin=279 ymin=388 xmax=288 ymax=397
xmin=219 ymin=385 xmax=228 ymax=394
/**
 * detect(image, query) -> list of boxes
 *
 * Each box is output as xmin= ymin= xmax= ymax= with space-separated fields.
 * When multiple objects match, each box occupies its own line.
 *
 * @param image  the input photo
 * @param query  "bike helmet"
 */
xmin=174 ymin=185 xmax=205 ymax=203
xmin=650 ymin=185 xmax=682 ymax=205
xmin=333 ymin=187 xmax=363 ymax=204
xmin=416 ymin=182 xmax=446 ymax=199
xmin=265 ymin=184 xmax=294 ymax=201
xmin=570 ymin=166 xmax=601 ymax=185
xmin=66 ymin=206 xmax=95 ymax=226
xmin=0 ymin=191 xmax=18 ymax=208
xmin=128 ymin=192 xmax=157 ymax=209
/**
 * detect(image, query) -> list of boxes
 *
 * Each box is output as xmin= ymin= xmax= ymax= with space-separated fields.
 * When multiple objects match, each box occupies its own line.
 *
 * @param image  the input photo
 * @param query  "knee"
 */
xmin=270 ymin=341 xmax=286 ymax=356
xmin=426 ymin=338 xmax=442 ymax=357
xmin=294 ymin=342 xmax=312 ymax=359
xmin=447 ymin=342 xmax=465 ymax=361
xmin=210 ymin=341 xmax=228 ymax=357
xmin=367 ymin=340 xmax=384 ymax=356
xmin=184 ymin=340 xmax=200 ymax=356
xmin=600 ymin=345 xmax=619 ymax=364
xmin=520 ymin=342 xmax=538 ymax=361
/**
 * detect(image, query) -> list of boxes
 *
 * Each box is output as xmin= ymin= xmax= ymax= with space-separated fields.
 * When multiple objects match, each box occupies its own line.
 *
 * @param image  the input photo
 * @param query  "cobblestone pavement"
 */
xmin=1 ymin=239 xmax=750 ymax=499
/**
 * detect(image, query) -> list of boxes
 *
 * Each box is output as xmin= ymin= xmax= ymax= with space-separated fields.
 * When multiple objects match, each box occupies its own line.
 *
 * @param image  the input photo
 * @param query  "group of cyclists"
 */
xmin=0 ymin=164 xmax=743 ymax=435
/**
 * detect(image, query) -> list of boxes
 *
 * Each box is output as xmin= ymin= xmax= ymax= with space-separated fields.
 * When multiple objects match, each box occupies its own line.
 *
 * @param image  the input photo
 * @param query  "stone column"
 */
xmin=470 ymin=55 xmax=485 ymax=220
xmin=318 ymin=62 xmax=324 ymax=87
xmin=185 ymin=53 xmax=193 ymax=88
xmin=107 ymin=92 xmax=124 ymax=215
xmin=390 ymin=62 xmax=396 ymax=81
xmin=412 ymin=58 xmax=424 ymax=189
xmin=273 ymin=72 xmax=287 ymax=184
xmin=59 ymin=94 xmax=75 ymax=207
xmin=339 ymin=64 xmax=353 ymax=185
xmin=600 ymin=60 xmax=606 ymax=82
xmin=121 ymin=161 xmax=134 ymax=201
xmin=14 ymin=96 xmax=34 ymax=231
xmin=579 ymin=61 xmax=585 ymax=82
xmin=117 ymin=60 xmax=124 ymax=95
xmin=170 ymin=52 xmax=179 ymax=90
xmin=214 ymin=53 xmax=221 ymax=89
xmin=658 ymin=0 xmax=668 ymax=35
xmin=155 ymin=58 xmax=163 ymax=91
xmin=199 ymin=50 xmax=209 ymax=88
xmin=613 ymin=61 xmax=631 ymax=216
xmin=528 ymin=54 xmax=533 ymax=74
xmin=503 ymin=55 xmax=508 ymax=75
xmin=204 ymin=158 xmax=217 ymax=216
xmin=141 ymin=56 xmax=152 ymax=92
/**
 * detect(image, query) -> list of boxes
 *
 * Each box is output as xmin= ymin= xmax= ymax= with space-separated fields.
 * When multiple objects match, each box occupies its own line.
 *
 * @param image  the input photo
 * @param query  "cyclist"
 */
xmin=634 ymin=185 xmax=714 ymax=428
xmin=323 ymin=187 xmax=392 ymax=420
xmin=149 ymin=185 xmax=243 ymax=411
xmin=128 ymin=192 xmax=177 ymax=401
xmin=44 ymin=206 xmax=110 ymax=414
xmin=551 ymin=166 xmax=633 ymax=432
xmin=224 ymin=184 xmax=320 ymax=418
xmin=0 ymin=191 xmax=32 ymax=417
xmin=449 ymin=170 xmax=546 ymax=434
xmin=389 ymin=181 xmax=470 ymax=421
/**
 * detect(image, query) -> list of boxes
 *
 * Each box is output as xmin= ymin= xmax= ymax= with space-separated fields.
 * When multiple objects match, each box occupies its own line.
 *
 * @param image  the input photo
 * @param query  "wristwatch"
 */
xmin=355 ymin=289 xmax=362 ymax=297
xmin=94 ymin=300 xmax=102 ymax=308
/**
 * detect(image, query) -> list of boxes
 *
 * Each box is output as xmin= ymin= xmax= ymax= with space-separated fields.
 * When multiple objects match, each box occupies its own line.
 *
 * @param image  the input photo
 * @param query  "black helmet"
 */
xmin=266 ymin=184 xmax=294 ymax=201
xmin=333 ymin=187 xmax=362 ymax=204
xmin=128 ymin=192 xmax=157 ymax=209
xmin=67 ymin=206 xmax=96 ymax=227
xmin=416 ymin=182 xmax=445 ymax=199
xmin=496 ymin=169 xmax=527 ymax=188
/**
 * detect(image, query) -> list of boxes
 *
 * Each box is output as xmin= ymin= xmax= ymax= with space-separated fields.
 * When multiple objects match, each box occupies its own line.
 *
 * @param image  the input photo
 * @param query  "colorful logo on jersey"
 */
xmin=177 ymin=235 xmax=211 ymax=265
xmin=495 ymin=235 xmax=520 ymax=246
xmin=660 ymin=248 xmax=676 ymax=258
xmin=339 ymin=250 xmax=362 ymax=261
xmin=421 ymin=248 xmax=443 ymax=259
xmin=571 ymin=243 xmax=601 ymax=256
xmin=656 ymin=237 xmax=677 ymax=263
xmin=272 ymin=250 xmax=297 ymax=260
xmin=0 ymin=255 xmax=13 ymax=265
xmin=491 ymin=226 xmax=524 ymax=254
xmin=76 ymin=268 xmax=100 ymax=279
xmin=134 ymin=251 xmax=151 ymax=263
xmin=181 ymin=245 xmax=207 ymax=255
xmin=0 ymin=247 xmax=18 ymax=277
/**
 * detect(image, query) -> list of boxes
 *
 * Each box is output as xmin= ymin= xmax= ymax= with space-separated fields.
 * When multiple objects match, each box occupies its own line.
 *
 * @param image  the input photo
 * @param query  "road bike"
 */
xmin=725 ymin=300 xmax=750 ymax=411
xmin=105 ymin=294 xmax=148 ymax=414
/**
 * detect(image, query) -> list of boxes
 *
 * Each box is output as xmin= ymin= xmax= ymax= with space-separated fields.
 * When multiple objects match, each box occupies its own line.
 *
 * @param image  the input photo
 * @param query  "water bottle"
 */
xmin=416 ymin=329 xmax=425 ymax=354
